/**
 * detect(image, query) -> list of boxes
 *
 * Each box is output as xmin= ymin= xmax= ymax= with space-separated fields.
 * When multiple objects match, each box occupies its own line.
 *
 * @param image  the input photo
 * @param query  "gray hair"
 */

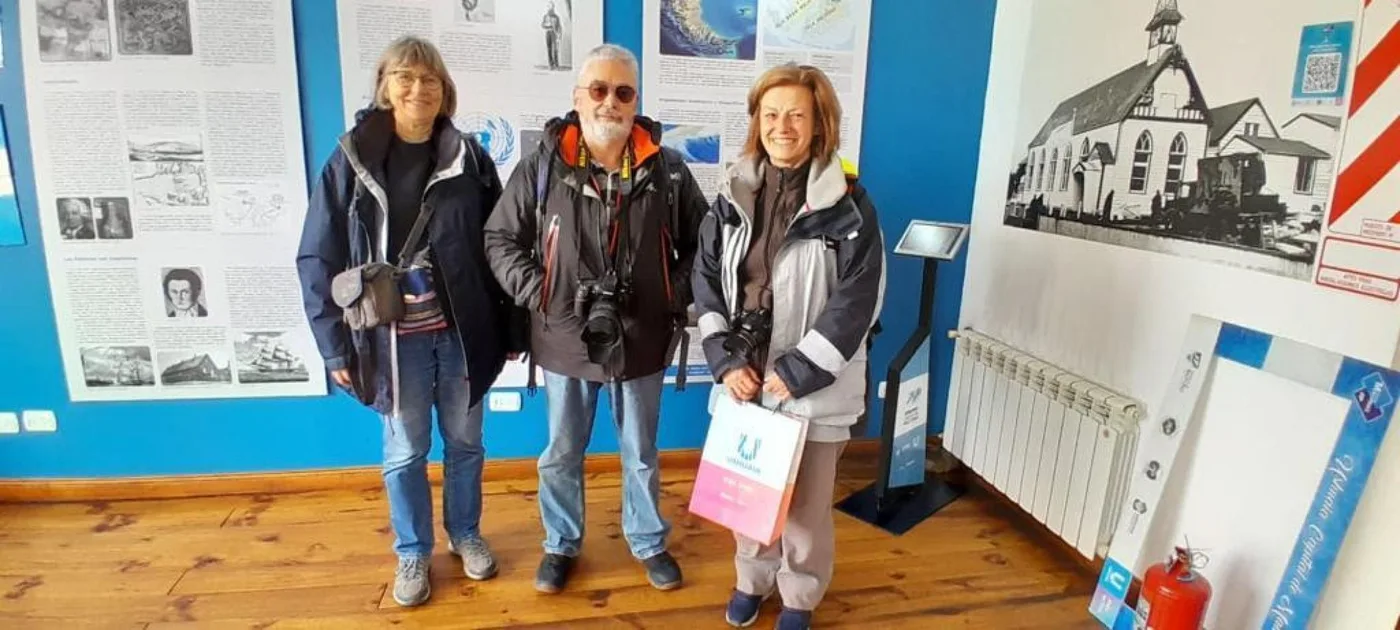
xmin=373 ymin=36 xmax=457 ymax=116
xmin=578 ymin=43 xmax=639 ymax=82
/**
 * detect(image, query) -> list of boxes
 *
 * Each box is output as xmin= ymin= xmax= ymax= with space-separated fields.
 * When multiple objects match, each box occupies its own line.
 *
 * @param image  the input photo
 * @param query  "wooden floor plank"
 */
xmin=0 ymin=459 xmax=1101 ymax=628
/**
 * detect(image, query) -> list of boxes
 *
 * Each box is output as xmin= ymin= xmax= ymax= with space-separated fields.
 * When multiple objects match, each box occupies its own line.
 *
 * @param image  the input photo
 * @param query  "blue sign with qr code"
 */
xmin=1292 ymin=22 xmax=1354 ymax=106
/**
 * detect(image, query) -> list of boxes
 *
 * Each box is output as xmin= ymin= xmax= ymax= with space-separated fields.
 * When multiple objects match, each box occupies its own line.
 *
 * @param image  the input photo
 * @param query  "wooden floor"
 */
xmin=0 ymin=457 xmax=1100 ymax=629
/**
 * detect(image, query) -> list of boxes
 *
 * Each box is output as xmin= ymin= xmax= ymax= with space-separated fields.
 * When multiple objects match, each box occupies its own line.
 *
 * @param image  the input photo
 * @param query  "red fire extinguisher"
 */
xmin=1139 ymin=545 xmax=1212 ymax=629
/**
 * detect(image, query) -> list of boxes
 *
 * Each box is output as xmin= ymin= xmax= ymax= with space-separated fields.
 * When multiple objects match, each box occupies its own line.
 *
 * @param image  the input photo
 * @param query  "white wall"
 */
xmin=959 ymin=0 xmax=1400 ymax=628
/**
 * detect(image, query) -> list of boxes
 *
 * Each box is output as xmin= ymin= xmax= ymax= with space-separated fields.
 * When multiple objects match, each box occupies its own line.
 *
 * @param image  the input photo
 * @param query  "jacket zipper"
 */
xmin=419 ymin=154 xmax=469 ymax=372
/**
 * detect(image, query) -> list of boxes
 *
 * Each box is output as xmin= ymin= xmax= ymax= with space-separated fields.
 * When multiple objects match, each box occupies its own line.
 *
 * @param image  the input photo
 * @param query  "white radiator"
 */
xmin=945 ymin=329 xmax=1143 ymax=560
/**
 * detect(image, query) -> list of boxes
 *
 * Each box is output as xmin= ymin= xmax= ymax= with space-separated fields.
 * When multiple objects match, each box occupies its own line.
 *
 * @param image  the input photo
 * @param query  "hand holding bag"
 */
xmin=330 ymin=202 xmax=438 ymax=331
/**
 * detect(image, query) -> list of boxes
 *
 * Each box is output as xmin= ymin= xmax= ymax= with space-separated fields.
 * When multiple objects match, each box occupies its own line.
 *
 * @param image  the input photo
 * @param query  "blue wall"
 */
xmin=0 ymin=0 xmax=994 ymax=478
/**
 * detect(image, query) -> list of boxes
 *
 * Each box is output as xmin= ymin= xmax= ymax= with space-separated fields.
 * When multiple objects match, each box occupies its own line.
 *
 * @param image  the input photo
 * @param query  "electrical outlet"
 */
xmin=21 ymin=410 xmax=57 ymax=433
xmin=0 ymin=412 xmax=19 ymax=434
xmin=488 ymin=392 xmax=522 ymax=412
xmin=877 ymin=381 xmax=887 ymax=399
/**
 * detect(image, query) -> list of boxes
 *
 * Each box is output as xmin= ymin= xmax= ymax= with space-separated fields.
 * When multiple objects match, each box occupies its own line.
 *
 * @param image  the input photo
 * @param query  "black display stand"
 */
xmin=837 ymin=221 xmax=969 ymax=535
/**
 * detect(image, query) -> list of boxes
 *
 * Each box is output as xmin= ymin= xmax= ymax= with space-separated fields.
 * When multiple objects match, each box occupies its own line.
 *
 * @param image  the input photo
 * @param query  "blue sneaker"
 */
xmin=725 ymin=589 xmax=766 ymax=627
xmin=775 ymin=607 xmax=812 ymax=630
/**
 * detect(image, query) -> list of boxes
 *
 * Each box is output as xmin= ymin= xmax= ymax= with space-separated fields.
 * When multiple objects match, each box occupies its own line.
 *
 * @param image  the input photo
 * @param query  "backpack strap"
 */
xmin=525 ymin=153 xmax=553 ymax=396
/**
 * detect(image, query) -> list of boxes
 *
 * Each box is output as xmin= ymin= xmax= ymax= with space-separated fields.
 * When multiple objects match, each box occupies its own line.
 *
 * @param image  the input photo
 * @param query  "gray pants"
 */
xmin=734 ymin=440 xmax=847 ymax=611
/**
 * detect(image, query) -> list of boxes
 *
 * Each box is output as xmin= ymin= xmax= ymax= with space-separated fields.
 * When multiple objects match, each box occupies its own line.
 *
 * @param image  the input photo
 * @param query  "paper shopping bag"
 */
xmin=688 ymin=394 xmax=809 ymax=545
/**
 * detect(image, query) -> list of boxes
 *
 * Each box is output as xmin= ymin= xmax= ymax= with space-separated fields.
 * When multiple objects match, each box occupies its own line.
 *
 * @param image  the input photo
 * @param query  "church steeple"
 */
xmin=1146 ymin=0 xmax=1183 ymax=65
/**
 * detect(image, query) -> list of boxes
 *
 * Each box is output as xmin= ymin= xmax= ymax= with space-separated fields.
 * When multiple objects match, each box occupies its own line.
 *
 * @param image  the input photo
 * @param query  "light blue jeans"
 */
xmin=538 ymin=369 xmax=670 ymax=560
xmin=382 ymin=329 xmax=485 ymax=559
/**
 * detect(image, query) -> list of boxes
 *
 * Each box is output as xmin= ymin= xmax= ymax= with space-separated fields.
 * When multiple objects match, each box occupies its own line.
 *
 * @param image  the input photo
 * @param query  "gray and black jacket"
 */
xmin=483 ymin=112 xmax=707 ymax=382
xmin=693 ymin=155 xmax=886 ymax=442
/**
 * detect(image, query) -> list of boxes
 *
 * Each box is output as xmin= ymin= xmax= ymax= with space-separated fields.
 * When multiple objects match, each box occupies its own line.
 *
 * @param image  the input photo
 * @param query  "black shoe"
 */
xmin=642 ymin=551 xmax=683 ymax=590
xmin=534 ymin=553 xmax=575 ymax=594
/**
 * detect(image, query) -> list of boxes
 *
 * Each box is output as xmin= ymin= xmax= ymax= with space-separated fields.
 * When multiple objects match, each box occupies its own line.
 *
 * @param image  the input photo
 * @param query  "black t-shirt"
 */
xmin=386 ymin=137 xmax=435 ymax=260
xmin=384 ymin=136 xmax=455 ymax=325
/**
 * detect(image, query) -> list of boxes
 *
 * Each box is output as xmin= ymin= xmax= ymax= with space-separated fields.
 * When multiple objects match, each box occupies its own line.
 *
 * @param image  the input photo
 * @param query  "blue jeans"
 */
xmin=382 ymin=329 xmax=485 ymax=559
xmin=538 ymin=369 xmax=669 ymax=560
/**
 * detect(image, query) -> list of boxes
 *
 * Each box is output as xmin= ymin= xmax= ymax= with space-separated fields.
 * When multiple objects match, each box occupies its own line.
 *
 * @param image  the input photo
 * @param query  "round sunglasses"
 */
xmin=578 ymin=81 xmax=637 ymax=104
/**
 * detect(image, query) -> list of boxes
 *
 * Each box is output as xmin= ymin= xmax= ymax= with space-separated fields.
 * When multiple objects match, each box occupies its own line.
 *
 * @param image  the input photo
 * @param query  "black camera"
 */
xmin=575 ymin=272 xmax=630 ymax=364
xmin=723 ymin=308 xmax=772 ymax=364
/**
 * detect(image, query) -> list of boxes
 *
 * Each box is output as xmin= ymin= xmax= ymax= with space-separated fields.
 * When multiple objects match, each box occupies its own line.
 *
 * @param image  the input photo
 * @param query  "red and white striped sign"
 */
xmin=1315 ymin=0 xmax=1400 ymax=300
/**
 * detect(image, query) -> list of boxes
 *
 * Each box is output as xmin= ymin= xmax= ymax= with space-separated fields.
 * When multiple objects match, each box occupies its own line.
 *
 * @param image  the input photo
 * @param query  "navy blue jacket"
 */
xmin=296 ymin=108 xmax=525 ymax=414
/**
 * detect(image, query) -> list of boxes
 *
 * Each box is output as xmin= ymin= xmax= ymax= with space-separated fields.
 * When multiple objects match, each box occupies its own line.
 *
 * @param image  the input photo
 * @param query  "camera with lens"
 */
xmin=723 ymin=308 xmax=772 ymax=364
xmin=575 ymin=272 xmax=631 ymax=364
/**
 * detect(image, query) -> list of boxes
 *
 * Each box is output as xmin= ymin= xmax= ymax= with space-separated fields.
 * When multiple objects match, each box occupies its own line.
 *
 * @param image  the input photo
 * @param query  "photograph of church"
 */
xmin=1003 ymin=0 xmax=1348 ymax=280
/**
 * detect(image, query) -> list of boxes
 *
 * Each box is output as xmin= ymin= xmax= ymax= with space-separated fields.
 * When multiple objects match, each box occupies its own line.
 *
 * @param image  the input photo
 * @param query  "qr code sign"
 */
xmin=1302 ymin=52 xmax=1342 ymax=94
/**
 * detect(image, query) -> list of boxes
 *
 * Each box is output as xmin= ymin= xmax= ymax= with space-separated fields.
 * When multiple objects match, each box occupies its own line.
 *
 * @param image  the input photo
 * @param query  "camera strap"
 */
xmin=578 ymin=139 xmax=636 ymax=286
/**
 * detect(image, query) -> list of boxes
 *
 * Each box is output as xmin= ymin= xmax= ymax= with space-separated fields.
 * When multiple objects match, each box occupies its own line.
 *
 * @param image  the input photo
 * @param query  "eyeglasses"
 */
xmin=577 ymin=81 xmax=636 ymax=104
xmin=390 ymin=71 xmax=443 ymax=90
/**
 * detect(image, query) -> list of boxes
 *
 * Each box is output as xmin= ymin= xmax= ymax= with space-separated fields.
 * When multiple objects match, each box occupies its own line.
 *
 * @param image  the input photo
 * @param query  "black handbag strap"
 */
xmin=395 ymin=203 xmax=437 ymax=268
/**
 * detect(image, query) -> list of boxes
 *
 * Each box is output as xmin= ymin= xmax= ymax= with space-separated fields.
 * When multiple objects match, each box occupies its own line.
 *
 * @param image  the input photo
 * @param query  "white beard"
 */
xmin=582 ymin=118 xmax=629 ymax=147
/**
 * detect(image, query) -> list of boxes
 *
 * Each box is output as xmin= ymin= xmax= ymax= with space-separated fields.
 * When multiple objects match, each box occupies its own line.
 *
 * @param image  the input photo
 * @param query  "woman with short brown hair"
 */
xmin=692 ymin=63 xmax=886 ymax=629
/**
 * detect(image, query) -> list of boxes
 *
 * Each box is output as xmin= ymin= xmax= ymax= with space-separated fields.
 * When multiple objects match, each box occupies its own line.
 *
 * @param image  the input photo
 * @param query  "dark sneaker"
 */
xmin=642 ymin=551 xmax=683 ymax=590
xmin=534 ymin=553 xmax=575 ymax=594
xmin=449 ymin=536 xmax=498 ymax=580
xmin=725 ymin=589 xmax=766 ymax=627
xmin=391 ymin=556 xmax=431 ymax=607
xmin=775 ymin=607 xmax=812 ymax=630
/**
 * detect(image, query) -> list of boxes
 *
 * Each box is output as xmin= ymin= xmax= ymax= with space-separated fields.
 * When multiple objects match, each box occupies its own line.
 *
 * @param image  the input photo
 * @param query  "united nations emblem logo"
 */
xmin=457 ymin=113 xmax=517 ymax=167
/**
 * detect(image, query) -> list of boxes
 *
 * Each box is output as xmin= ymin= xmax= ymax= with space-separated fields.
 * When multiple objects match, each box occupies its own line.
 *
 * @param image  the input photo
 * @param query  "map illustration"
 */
xmin=762 ymin=0 xmax=858 ymax=52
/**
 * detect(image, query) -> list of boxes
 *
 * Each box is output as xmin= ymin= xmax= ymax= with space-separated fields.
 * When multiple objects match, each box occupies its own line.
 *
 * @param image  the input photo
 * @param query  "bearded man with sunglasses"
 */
xmin=485 ymin=43 xmax=707 ymax=594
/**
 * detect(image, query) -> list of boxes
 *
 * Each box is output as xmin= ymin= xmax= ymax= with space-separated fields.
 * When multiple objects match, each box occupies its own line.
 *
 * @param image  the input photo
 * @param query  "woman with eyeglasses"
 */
xmin=691 ymin=63 xmax=886 ymax=630
xmin=296 ymin=36 xmax=525 ymax=608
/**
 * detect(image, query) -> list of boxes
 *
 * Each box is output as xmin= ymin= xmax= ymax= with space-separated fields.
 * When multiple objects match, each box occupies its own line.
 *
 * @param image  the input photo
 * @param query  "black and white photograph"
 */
xmin=158 ymin=348 xmax=232 ymax=386
xmin=456 ymin=0 xmax=496 ymax=24
xmin=129 ymin=133 xmax=209 ymax=207
xmin=56 ymin=197 xmax=96 ymax=240
xmin=93 ymin=197 xmax=133 ymax=239
xmin=1002 ymin=0 xmax=1347 ymax=281
xmin=36 ymin=0 xmax=112 ymax=62
xmin=535 ymin=0 xmax=573 ymax=72
xmin=160 ymin=266 xmax=209 ymax=318
xmin=114 ymin=0 xmax=194 ymax=56
xmin=235 ymin=332 xmax=310 ymax=384
xmin=80 ymin=346 xmax=155 ymax=387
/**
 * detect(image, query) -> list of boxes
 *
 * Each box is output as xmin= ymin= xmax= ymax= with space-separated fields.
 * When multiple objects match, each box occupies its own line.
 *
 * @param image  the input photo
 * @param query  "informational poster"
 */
xmin=21 ymin=0 xmax=325 ymax=402
xmin=336 ymin=0 xmax=604 ymax=184
xmin=642 ymin=0 xmax=873 ymax=199
xmin=887 ymin=337 xmax=929 ymax=489
xmin=1314 ymin=1 xmax=1400 ymax=300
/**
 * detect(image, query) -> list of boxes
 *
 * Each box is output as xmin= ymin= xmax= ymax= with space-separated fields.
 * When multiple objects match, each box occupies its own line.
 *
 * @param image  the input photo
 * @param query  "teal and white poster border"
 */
xmin=1090 ymin=315 xmax=1398 ymax=630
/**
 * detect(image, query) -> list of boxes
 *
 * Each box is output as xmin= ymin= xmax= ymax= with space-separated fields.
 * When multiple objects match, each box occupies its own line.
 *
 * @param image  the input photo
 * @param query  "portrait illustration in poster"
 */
xmin=161 ymin=266 xmax=209 ymax=318
xmin=56 ymin=197 xmax=96 ymax=240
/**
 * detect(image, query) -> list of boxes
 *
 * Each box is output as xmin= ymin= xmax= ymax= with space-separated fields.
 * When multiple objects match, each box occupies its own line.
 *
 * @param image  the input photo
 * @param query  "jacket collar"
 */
xmin=721 ymin=153 xmax=854 ymax=219
xmin=543 ymin=111 xmax=664 ymax=170
xmin=340 ymin=107 xmax=466 ymax=186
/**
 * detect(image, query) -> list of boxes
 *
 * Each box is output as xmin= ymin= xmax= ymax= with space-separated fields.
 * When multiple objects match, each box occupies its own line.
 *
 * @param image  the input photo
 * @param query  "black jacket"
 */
xmin=296 ymin=108 xmax=525 ymax=414
xmin=483 ymin=112 xmax=707 ymax=382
